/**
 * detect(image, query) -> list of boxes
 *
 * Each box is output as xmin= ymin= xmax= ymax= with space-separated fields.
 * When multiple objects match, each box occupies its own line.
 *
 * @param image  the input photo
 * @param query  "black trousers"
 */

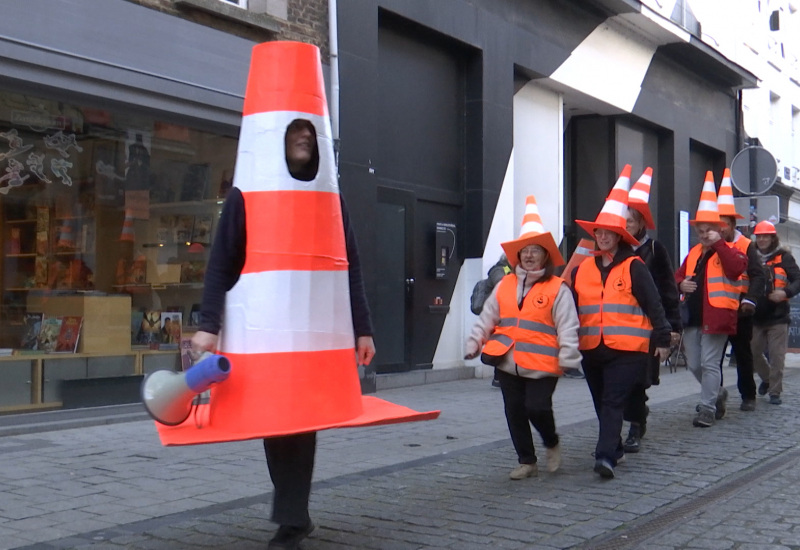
xmin=583 ymin=348 xmax=647 ymax=464
xmin=263 ymin=432 xmax=316 ymax=527
xmin=497 ymin=369 xmax=559 ymax=464
xmin=724 ymin=314 xmax=756 ymax=400
xmin=623 ymin=342 xmax=657 ymax=425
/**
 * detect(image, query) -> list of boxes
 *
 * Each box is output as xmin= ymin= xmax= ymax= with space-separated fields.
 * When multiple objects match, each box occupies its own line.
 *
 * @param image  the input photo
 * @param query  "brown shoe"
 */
xmin=509 ymin=463 xmax=538 ymax=480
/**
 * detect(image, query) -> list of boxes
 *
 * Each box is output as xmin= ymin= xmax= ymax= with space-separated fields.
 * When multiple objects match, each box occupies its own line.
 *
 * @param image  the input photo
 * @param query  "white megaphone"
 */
xmin=141 ymin=353 xmax=231 ymax=426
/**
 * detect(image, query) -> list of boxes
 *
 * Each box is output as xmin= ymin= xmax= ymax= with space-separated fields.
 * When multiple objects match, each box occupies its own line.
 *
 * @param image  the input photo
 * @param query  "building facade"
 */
xmin=0 ymin=0 xmax=324 ymax=412
xmin=0 ymin=0 xmax=767 ymax=413
xmin=333 ymin=0 xmax=756 ymax=376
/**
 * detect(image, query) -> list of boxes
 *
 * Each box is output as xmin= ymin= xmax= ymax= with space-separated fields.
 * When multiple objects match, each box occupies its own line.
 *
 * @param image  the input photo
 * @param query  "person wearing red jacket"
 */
xmin=675 ymin=221 xmax=747 ymax=427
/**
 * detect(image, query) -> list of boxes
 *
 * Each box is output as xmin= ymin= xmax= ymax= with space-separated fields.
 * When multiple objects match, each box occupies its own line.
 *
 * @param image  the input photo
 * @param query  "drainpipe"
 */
xmin=329 ymin=0 xmax=340 ymax=164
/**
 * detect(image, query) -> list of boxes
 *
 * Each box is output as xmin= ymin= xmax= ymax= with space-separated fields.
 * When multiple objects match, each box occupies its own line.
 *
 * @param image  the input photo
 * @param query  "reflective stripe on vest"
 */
xmin=573 ymin=256 xmax=653 ymax=352
xmin=731 ymin=236 xmax=750 ymax=295
xmin=767 ymin=253 xmax=788 ymax=299
xmin=685 ymin=244 xmax=740 ymax=311
xmin=481 ymin=274 xmax=564 ymax=374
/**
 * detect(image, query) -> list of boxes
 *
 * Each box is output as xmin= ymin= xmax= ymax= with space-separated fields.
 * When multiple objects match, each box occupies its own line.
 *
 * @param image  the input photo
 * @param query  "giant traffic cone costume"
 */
xmin=575 ymin=164 xmax=639 ymax=245
xmin=627 ymin=167 xmax=655 ymax=229
xmin=156 ymin=41 xmax=438 ymax=446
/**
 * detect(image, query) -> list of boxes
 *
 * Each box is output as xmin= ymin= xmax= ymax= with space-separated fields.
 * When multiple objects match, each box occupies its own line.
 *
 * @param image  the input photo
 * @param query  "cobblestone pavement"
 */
xmin=1 ymin=360 xmax=799 ymax=549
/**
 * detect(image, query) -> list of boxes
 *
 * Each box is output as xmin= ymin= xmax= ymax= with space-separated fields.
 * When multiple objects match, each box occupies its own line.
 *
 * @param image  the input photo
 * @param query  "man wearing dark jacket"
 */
xmin=719 ymin=215 xmax=766 ymax=412
xmin=751 ymin=221 xmax=800 ymax=405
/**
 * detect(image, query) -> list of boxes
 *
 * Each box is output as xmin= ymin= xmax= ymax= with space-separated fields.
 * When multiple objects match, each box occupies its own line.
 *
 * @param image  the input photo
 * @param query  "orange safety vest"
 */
xmin=482 ymin=274 xmax=563 ymax=374
xmin=685 ymin=244 xmax=740 ymax=311
xmin=574 ymin=257 xmax=652 ymax=353
xmin=766 ymin=253 xmax=788 ymax=298
xmin=730 ymin=235 xmax=750 ymax=296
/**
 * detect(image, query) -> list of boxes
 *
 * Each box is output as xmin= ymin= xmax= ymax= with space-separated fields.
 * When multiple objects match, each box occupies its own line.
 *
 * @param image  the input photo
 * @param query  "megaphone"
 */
xmin=141 ymin=353 xmax=231 ymax=426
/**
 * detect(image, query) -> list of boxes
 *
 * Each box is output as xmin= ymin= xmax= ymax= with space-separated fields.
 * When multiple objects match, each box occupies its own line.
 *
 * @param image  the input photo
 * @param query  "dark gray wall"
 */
xmin=0 ymin=0 xmax=254 ymax=127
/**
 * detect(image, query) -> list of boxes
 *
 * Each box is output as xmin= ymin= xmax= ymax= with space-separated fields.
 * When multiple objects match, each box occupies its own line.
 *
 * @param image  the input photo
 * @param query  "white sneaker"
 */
xmin=545 ymin=444 xmax=561 ymax=473
xmin=509 ymin=463 xmax=538 ymax=480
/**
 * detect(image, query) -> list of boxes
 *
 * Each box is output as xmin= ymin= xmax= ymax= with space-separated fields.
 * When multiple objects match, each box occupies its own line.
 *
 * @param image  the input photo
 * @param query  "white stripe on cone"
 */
xmin=234 ymin=111 xmax=338 ymax=194
xmin=220 ymin=270 xmax=354 ymax=354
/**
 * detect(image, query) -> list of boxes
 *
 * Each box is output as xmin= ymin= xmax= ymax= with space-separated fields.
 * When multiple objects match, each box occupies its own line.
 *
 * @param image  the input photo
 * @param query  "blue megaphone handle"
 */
xmin=185 ymin=353 xmax=231 ymax=394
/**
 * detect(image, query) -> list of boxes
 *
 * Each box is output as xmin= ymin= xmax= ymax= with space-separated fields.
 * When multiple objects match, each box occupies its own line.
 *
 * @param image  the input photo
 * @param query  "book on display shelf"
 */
xmin=54 ymin=316 xmax=83 ymax=353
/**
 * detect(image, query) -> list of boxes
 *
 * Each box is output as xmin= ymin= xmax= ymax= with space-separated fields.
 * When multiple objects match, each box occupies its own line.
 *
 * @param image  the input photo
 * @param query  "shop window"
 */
xmin=0 ymin=89 xmax=237 ymax=364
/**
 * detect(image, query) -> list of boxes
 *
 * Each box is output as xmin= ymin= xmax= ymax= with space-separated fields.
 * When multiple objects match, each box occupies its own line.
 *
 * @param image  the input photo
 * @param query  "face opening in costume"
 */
xmin=284 ymin=119 xmax=319 ymax=181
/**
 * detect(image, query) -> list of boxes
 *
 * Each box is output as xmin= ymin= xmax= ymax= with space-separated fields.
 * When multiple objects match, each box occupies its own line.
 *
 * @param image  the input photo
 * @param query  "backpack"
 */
xmin=470 ymin=278 xmax=494 ymax=315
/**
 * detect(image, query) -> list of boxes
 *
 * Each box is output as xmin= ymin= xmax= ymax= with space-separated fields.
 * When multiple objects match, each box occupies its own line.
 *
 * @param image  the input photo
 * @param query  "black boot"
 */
xmin=623 ymin=423 xmax=641 ymax=453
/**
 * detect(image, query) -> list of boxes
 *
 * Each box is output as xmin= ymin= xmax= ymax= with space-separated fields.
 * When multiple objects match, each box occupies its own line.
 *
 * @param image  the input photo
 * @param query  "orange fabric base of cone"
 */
xmin=155 ymin=396 xmax=440 ymax=446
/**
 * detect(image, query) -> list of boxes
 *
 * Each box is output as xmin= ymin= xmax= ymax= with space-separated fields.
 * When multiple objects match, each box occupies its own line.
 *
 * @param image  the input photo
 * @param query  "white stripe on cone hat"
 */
xmin=501 ymin=195 xmax=564 ymax=267
xmin=154 ymin=41 xmax=438 ymax=447
xmin=717 ymin=168 xmax=744 ymax=219
xmin=690 ymin=171 xmax=725 ymax=226
xmin=576 ymin=164 xmax=639 ymax=246
xmin=628 ymin=167 xmax=655 ymax=229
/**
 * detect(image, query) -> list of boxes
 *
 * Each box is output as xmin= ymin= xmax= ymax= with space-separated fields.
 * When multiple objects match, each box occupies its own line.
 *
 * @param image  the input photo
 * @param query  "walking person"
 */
xmin=717 ymin=169 xmax=766 ymax=412
xmin=675 ymin=172 xmax=747 ymax=428
xmin=188 ymin=41 xmax=436 ymax=550
xmin=470 ymin=254 xmax=512 ymax=387
xmin=751 ymin=221 xmax=800 ymax=405
xmin=622 ymin=168 xmax=682 ymax=453
xmin=572 ymin=165 xmax=671 ymax=479
xmin=465 ymin=195 xmax=580 ymax=479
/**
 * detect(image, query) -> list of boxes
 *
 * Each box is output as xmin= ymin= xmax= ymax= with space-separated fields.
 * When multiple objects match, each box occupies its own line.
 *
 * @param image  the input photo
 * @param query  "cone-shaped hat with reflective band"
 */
xmin=717 ymin=168 xmax=744 ymax=219
xmin=155 ymin=41 xmax=438 ymax=447
xmin=628 ymin=167 xmax=655 ymax=229
xmin=501 ymin=195 xmax=564 ymax=268
xmin=690 ymin=171 xmax=724 ymax=226
xmin=576 ymin=164 xmax=639 ymax=246
xmin=561 ymin=238 xmax=596 ymax=287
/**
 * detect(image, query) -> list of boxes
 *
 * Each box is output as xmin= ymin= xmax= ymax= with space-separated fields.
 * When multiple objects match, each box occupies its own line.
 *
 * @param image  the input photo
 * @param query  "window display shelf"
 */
xmin=0 ymin=349 xmax=180 ymax=412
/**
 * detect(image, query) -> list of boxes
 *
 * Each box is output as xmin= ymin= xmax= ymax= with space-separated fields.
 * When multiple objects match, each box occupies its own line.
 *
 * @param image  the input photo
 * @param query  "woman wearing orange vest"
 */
xmin=675 ymin=173 xmax=747 ymax=429
xmin=751 ymin=221 xmax=800 ymax=405
xmin=572 ymin=165 xmax=671 ymax=479
xmin=465 ymin=196 xmax=580 ymax=480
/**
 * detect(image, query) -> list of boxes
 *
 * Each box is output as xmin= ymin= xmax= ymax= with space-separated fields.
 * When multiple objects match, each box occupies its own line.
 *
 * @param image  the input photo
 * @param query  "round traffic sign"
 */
xmin=730 ymin=146 xmax=778 ymax=195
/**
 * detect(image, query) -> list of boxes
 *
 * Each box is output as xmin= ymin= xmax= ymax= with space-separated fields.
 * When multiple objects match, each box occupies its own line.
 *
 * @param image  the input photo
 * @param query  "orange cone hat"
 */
xmin=717 ymin=168 xmax=744 ymax=219
xmin=501 ymin=195 xmax=564 ymax=268
xmin=156 ymin=42 xmax=438 ymax=446
xmin=561 ymin=238 xmax=596 ymax=286
xmin=628 ymin=167 xmax=655 ymax=229
xmin=576 ymin=164 xmax=639 ymax=246
xmin=690 ymin=171 xmax=724 ymax=226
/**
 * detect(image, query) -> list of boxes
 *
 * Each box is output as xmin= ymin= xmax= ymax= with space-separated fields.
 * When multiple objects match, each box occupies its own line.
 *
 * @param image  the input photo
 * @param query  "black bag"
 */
xmin=470 ymin=278 xmax=494 ymax=315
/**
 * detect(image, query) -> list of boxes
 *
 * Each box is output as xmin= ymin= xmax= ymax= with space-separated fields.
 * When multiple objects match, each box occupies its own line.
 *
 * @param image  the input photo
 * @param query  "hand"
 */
xmin=655 ymin=347 xmax=671 ymax=362
xmin=670 ymin=332 xmax=681 ymax=347
xmin=680 ymin=277 xmax=697 ymax=294
xmin=705 ymin=229 xmax=721 ymax=244
xmin=356 ymin=336 xmax=376 ymax=366
xmin=739 ymin=302 xmax=755 ymax=316
xmin=769 ymin=289 xmax=788 ymax=303
xmin=191 ymin=331 xmax=218 ymax=359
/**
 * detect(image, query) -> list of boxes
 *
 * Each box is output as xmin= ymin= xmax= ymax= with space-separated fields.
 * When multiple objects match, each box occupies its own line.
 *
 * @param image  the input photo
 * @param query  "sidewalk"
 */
xmin=1 ymin=358 xmax=799 ymax=549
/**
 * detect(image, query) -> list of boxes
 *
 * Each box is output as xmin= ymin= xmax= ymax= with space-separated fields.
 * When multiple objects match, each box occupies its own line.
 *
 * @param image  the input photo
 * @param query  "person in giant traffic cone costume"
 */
xmin=751 ymin=221 xmax=800 ymax=406
xmin=716 ymin=168 xmax=766 ymax=413
xmin=465 ymin=195 xmax=580 ymax=479
xmin=620 ymin=168 xmax=682 ymax=454
xmin=161 ymin=41 xmax=438 ymax=547
xmin=675 ymin=171 xmax=747 ymax=429
xmin=572 ymin=164 xmax=672 ymax=479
